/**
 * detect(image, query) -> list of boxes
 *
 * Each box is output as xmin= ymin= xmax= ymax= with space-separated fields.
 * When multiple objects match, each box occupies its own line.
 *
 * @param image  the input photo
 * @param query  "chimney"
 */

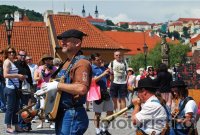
xmin=43 ymin=10 xmax=54 ymax=26
xmin=14 ymin=11 xmax=20 ymax=22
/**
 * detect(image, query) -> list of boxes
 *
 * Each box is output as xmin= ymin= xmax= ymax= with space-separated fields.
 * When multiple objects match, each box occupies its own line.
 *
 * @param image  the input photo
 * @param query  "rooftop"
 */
xmin=49 ymin=14 xmax=127 ymax=50
xmin=0 ymin=21 xmax=52 ymax=63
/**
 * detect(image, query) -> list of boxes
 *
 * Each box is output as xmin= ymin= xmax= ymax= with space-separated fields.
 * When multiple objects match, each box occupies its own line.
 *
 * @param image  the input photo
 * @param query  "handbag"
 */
xmin=21 ymin=80 xmax=31 ymax=94
xmin=8 ymin=78 xmax=22 ymax=97
xmin=87 ymin=80 xmax=101 ymax=102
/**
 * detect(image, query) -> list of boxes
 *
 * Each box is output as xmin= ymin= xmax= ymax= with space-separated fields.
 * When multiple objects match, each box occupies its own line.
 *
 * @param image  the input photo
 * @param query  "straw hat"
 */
xmin=39 ymin=54 xmax=53 ymax=62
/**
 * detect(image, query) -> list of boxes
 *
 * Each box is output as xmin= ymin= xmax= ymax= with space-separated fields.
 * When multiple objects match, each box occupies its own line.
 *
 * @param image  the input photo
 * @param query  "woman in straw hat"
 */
xmin=34 ymin=54 xmax=57 ymax=129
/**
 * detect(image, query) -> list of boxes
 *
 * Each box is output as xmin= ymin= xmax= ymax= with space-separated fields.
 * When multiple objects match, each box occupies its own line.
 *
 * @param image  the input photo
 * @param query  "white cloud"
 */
xmin=99 ymin=13 xmax=132 ymax=24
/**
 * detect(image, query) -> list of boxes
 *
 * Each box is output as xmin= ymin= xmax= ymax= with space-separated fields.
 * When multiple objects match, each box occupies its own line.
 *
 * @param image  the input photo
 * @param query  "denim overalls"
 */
xmin=55 ymin=57 xmax=89 ymax=135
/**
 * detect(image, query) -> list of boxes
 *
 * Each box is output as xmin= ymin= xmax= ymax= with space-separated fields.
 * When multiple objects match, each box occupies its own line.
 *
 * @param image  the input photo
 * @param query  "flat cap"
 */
xmin=57 ymin=29 xmax=87 ymax=40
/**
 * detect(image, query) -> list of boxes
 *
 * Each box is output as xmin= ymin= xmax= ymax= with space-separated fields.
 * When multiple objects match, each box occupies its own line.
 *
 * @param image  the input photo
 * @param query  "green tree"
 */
xmin=172 ymin=31 xmax=180 ymax=40
xmin=106 ymin=19 xmax=115 ymax=26
xmin=120 ymin=23 xmax=128 ymax=29
xmin=161 ymin=23 xmax=167 ymax=33
xmin=94 ymin=25 xmax=112 ymax=31
xmin=182 ymin=26 xmax=190 ymax=38
xmin=0 ymin=5 xmax=43 ymax=24
xmin=129 ymin=42 xmax=190 ymax=72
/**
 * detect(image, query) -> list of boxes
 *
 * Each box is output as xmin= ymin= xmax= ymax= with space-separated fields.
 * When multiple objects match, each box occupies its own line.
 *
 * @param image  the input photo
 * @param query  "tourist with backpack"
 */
xmin=108 ymin=51 xmax=128 ymax=117
xmin=170 ymin=80 xmax=198 ymax=135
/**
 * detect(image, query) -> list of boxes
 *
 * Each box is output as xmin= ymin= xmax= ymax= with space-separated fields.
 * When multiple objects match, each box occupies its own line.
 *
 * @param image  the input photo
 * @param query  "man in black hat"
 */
xmin=131 ymin=78 xmax=167 ymax=135
xmin=35 ymin=29 xmax=92 ymax=135
xmin=170 ymin=80 xmax=198 ymax=135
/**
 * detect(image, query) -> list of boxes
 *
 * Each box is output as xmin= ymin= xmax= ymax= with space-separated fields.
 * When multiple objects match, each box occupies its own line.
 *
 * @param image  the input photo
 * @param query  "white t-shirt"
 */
xmin=28 ymin=63 xmax=38 ymax=85
xmin=136 ymin=96 xmax=167 ymax=135
xmin=108 ymin=59 xmax=128 ymax=84
xmin=176 ymin=98 xmax=197 ymax=129
xmin=127 ymin=74 xmax=136 ymax=88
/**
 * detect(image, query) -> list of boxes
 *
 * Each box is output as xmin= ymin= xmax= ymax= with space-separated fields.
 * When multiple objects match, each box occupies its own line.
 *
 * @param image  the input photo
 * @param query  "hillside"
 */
xmin=0 ymin=5 xmax=43 ymax=24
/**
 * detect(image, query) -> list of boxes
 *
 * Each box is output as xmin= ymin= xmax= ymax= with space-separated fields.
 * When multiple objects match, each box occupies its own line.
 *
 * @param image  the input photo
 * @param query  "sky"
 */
xmin=1 ymin=0 xmax=200 ymax=23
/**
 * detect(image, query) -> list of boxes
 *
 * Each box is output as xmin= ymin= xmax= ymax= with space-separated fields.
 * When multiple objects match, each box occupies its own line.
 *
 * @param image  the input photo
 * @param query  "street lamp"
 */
xmin=143 ymin=31 xmax=148 ymax=70
xmin=4 ymin=13 xmax=14 ymax=46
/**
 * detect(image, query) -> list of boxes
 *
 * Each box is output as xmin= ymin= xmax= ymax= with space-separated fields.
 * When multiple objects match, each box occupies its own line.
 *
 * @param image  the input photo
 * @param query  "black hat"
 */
xmin=57 ymin=29 xmax=87 ymax=40
xmin=170 ymin=80 xmax=187 ymax=88
xmin=134 ymin=78 xmax=157 ymax=91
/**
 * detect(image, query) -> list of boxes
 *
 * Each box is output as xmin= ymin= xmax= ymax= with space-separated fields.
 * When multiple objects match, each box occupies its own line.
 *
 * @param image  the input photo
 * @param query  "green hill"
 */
xmin=0 ymin=5 xmax=43 ymax=24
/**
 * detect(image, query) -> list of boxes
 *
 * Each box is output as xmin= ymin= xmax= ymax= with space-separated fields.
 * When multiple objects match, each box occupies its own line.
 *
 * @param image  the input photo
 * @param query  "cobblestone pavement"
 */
xmin=0 ymin=107 xmax=200 ymax=135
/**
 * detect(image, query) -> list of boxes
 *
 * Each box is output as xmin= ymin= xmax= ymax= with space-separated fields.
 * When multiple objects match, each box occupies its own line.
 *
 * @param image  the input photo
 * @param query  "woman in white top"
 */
xmin=3 ymin=47 xmax=25 ymax=133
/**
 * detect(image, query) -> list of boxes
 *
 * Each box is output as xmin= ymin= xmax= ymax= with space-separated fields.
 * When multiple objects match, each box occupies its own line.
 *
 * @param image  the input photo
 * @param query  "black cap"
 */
xmin=170 ymin=80 xmax=187 ymax=88
xmin=134 ymin=78 xmax=157 ymax=92
xmin=57 ymin=29 xmax=87 ymax=40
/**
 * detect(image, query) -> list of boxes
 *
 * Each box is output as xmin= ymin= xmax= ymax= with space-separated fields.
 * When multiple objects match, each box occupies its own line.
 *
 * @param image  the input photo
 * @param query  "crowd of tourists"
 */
xmin=0 ymin=29 xmax=199 ymax=135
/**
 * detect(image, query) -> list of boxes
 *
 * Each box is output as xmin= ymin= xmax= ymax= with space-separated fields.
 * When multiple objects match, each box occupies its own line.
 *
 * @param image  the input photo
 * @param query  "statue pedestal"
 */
xmin=162 ymin=58 xmax=169 ymax=67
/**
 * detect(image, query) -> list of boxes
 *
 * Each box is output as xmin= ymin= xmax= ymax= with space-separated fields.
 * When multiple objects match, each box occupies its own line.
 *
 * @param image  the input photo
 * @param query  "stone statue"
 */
xmin=160 ymin=34 xmax=170 ymax=66
xmin=161 ymin=35 xmax=169 ymax=59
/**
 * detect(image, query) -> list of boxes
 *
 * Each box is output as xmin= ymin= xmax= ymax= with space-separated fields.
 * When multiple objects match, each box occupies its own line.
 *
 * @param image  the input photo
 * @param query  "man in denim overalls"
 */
xmin=35 ymin=29 xmax=92 ymax=135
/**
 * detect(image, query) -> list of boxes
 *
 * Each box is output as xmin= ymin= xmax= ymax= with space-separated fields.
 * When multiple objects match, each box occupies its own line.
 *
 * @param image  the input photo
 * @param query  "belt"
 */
xmin=62 ymin=104 xmax=84 ymax=111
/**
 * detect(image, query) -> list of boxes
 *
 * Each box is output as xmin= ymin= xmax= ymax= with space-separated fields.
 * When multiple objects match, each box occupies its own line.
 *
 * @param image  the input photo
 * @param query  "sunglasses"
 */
xmin=44 ymin=58 xmax=53 ymax=61
xmin=19 ymin=54 xmax=26 ymax=57
xmin=8 ymin=51 xmax=15 ymax=54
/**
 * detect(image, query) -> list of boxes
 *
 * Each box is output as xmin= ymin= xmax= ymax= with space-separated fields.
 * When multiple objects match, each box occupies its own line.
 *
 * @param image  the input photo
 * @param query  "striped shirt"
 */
xmin=4 ymin=59 xmax=19 ymax=89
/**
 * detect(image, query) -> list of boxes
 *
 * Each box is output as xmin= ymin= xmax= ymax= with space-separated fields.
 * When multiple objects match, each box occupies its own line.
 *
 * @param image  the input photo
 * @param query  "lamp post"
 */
xmin=4 ymin=13 xmax=14 ymax=46
xmin=143 ymin=31 xmax=148 ymax=70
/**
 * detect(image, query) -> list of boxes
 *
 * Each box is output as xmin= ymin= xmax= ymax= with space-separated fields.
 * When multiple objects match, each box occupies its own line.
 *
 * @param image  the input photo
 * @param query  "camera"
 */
xmin=46 ymin=64 xmax=53 ymax=70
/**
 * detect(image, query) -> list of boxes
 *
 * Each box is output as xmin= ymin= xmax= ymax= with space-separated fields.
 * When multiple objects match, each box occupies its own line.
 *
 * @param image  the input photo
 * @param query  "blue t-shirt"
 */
xmin=92 ymin=64 xmax=107 ymax=90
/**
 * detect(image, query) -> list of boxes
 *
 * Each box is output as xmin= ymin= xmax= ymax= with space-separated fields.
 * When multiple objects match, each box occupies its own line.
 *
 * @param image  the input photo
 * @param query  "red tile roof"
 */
xmin=187 ymin=51 xmax=193 ymax=57
xmin=129 ymin=22 xmax=150 ymax=25
xmin=14 ymin=21 xmax=45 ymax=27
xmin=178 ymin=18 xmax=200 ymax=23
xmin=104 ymin=31 xmax=160 ymax=55
xmin=169 ymin=21 xmax=183 ymax=26
xmin=117 ymin=22 xmax=129 ymax=26
xmin=49 ymin=14 xmax=127 ymax=50
xmin=190 ymin=34 xmax=200 ymax=45
xmin=85 ymin=15 xmax=106 ymax=23
xmin=104 ymin=31 xmax=179 ymax=55
xmin=0 ymin=21 xmax=52 ymax=63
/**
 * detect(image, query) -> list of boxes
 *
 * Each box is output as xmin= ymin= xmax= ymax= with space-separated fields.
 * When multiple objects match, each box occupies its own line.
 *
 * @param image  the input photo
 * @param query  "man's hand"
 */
xmin=103 ymin=69 xmax=110 ymax=76
xmin=35 ymin=81 xmax=59 ymax=96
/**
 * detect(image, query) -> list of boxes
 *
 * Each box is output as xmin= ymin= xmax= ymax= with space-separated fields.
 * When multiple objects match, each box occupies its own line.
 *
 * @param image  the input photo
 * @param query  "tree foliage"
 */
xmin=182 ymin=26 xmax=190 ymax=38
xmin=129 ymin=42 xmax=190 ymax=72
xmin=0 ymin=5 xmax=43 ymax=24
xmin=120 ymin=23 xmax=128 ymax=29
xmin=172 ymin=31 xmax=180 ymax=40
xmin=106 ymin=19 xmax=115 ymax=26
xmin=94 ymin=25 xmax=112 ymax=31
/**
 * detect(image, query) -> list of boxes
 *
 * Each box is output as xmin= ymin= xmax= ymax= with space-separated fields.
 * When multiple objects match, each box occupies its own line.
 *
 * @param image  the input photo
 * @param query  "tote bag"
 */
xmin=21 ymin=80 xmax=31 ymax=94
xmin=87 ymin=80 xmax=101 ymax=101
